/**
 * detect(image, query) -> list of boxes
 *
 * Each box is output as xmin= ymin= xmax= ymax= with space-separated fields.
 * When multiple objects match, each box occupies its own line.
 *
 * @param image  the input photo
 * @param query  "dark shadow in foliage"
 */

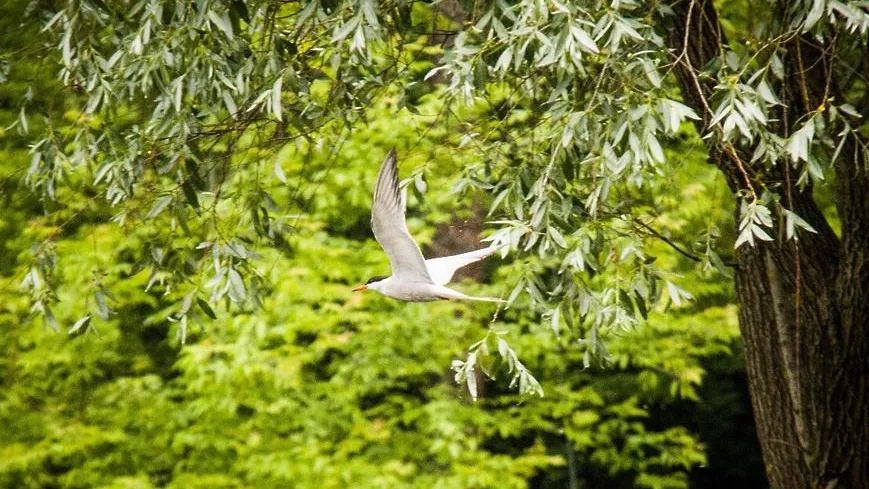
xmin=645 ymin=345 xmax=767 ymax=489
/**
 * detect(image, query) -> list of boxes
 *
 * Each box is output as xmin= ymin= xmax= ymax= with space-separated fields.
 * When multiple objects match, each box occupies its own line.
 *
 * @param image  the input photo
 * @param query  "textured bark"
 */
xmin=665 ymin=1 xmax=869 ymax=488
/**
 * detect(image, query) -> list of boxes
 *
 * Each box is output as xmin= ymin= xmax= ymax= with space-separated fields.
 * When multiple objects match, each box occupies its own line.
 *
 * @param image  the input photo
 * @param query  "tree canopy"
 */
xmin=3 ymin=0 xmax=868 ymax=487
xmin=2 ymin=29 xmax=760 ymax=487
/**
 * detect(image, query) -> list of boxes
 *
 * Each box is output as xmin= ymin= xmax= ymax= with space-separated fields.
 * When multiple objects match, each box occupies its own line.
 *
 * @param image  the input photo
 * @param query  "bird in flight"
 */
xmin=352 ymin=149 xmax=504 ymax=302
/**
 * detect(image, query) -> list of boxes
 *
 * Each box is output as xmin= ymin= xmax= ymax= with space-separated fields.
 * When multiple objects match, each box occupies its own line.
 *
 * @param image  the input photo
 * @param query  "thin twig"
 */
xmin=634 ymin=219 xmax=736 ymax=267
xmin=724 ymin=143 xmax=758 ymax=198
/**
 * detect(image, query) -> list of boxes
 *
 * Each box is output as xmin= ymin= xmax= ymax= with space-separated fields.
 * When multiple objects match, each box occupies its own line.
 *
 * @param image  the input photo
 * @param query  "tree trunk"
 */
xmin=665 ymin=1 xmax=869 ymax=488
xmin=734 ymin=194 xmax=869 ymax=489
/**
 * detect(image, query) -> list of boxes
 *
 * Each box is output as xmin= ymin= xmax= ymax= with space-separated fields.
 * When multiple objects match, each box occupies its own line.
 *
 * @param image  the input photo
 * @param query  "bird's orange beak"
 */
xmin=351 ymin=284 xmax=368 ymax=292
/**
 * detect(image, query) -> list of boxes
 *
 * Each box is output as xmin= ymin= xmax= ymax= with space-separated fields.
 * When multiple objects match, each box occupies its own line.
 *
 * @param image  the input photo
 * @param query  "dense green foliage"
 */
xmin=10 ymin=0 xmax=735 ymax=346
xmin=14 ymin=0 xmax=867 ymax=370
xmin=0 ymin=143 xmax=759 ymax=489
xmin=0 ymin=6 xmax=768 ymax=483
xmin=0 ymin=225 xmax=747 ymax=489
xmin=20 ymin=0 xmax=869 ymax=485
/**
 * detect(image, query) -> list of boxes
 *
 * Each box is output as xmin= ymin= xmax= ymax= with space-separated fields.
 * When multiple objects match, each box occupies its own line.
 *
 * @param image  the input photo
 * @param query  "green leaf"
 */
xmin=197 ymin=297 xmax=217 ymax=319
xmin=181 ymin=180 xmax=200 ymax=212
xmin=95 ymin=290 xmax=110 ymax=319
xmin=465 ymin=352 xmax=478 ymax=399
xmin=146 ymin=195 xmax=173 ymax=219
xmin=274 ymin=160 xmax=287 ymax=184
xmin=207 ymin=9 xmax=234 ymax=39
xmin=332 ymin=16 xmax=359 ymax=43
xmin=271 ymin=76 xmax=283 ymax=121
xmin=784 ymin=209 xmax=817 ymax=240
xmin=68 ymin=315 xmax=91 ymax=334
xmin=222 ymin=91 xmax=238 ymax=117
xmin=570 ymin=25 xmax=599 ymax=53
xmin=634 ymin=291 xmax=648 ymax=319
xmin=665 ymin=281 xmax=693 ymax=306
xmin=228 ymin=268 xmax=246 ymax=302
xmin=550 ymin=305 xmax=561 ymax=335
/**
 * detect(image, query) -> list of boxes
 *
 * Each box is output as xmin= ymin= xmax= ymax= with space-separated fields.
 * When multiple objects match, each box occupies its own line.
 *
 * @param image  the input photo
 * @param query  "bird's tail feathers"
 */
xmin=435 ymin=286 xmax=505 ymax=303
xmin=465 ymin=295 xmax=506 ymax=303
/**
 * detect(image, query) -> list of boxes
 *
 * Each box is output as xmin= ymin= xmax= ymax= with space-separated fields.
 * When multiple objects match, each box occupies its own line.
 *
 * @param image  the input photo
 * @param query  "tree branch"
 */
xmin=633 ymin=219 xmax=736 ymax=268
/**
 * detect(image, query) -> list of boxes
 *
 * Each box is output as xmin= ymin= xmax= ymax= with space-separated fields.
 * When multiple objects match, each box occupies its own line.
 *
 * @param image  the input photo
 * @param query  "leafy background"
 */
xmin=0 ymin=1 xmax=768 ymax=488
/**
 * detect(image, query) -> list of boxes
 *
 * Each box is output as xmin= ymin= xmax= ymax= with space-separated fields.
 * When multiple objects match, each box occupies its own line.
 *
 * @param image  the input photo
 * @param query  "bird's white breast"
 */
xmin=373 ymin=278 xmax=443 ymax=302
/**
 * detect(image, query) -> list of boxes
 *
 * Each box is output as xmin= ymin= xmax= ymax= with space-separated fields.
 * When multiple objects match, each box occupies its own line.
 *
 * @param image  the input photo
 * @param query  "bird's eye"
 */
xmin=366 ymin=275 xmax=386 ymax=284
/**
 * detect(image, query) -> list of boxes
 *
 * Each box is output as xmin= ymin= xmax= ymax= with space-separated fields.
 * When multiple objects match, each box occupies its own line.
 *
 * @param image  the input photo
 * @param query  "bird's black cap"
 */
xmin=365 ymin=275 xmax=388 ymax=284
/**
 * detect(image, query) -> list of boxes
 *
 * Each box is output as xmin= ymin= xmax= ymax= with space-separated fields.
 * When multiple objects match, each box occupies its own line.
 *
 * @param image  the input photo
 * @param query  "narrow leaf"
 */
xmin=197 ymin=297 xmax=217 ymax=319
xmin=274 ymin=160 xmax=287 ymax=183
xmin=68 ymin=315 xmax=91 ymax=334
xmin=146 ymin=195 xmax=173 ymax=219
xmin=271 ymin=76 xmax=283 ymax=121
xmin=228 ymin=269 xmax=246 ymax=301
xmin=182 ymin=180 xmax=200 ymax=211
xmin=570 ymin=25 xmax=599 ymax=53
xmin=207 ymin=9 xmax=234 ymax=39
xmin=550 ymin=306 xmax=561 ymax=335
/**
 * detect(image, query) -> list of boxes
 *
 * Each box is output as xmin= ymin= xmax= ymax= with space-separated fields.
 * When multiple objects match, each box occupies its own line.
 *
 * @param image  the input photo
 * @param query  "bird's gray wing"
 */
xmin=424 ymin=246 xmax=502 ymax=286
xmin=371 ymin=149 xmax=433 ymax=284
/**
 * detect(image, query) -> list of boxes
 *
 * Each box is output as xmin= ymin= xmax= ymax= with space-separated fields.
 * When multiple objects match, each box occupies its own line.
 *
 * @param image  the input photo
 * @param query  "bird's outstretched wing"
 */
xmin=425 ymin=246 xmax=502 ymax=286
xmin=371 ymin=149 xmax=433 ymax=284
